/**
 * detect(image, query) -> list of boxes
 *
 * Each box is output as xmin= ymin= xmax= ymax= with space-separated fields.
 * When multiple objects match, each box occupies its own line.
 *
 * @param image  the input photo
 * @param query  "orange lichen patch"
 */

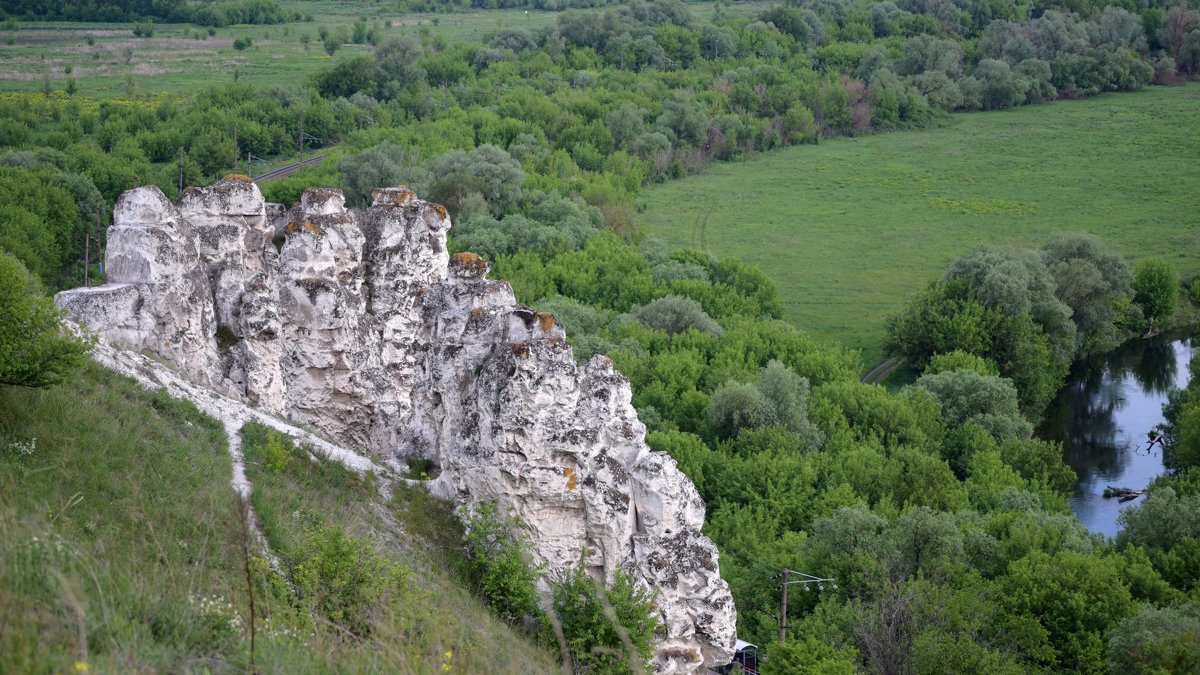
xmin=371 ymin=187 xmax=417 ymax=206
xmin=224 ymin=173 xmax=253 ymax=183
xmin=303 ymin=187 xmax=340 ymax=199
xmin=451 ymin=251 xmax=489 ymax=276
xmin=430 ymin=203 xmax=448 ymax=219
xmin=535 ymin=311 xmax=555 ymax=332
xmin=564 ymin=466 xmax=578 ymax=490
xmin=510 ymin=342 xmax=531 ymax=358
xmin=285 ymin=221 xmax=325 ymax=236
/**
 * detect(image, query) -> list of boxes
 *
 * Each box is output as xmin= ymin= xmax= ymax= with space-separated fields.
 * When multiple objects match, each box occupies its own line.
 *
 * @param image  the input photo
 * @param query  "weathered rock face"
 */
xmin=56 ymin=178 xmax=737 ymax=671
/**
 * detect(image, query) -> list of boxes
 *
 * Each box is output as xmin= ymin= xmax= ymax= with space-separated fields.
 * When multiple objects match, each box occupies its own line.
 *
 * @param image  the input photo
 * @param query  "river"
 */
xmin=1036 ymin=328 xmax=1197 ymax=538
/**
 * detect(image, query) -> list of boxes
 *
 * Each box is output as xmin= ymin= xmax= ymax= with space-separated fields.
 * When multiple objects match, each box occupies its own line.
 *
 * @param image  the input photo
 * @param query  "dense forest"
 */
xmin=3 ymin=0 xmax=1200 ymax=671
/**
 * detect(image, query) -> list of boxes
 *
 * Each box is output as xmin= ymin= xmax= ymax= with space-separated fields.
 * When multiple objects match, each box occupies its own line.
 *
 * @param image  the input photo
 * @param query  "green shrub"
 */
xmin=215 ymin=323 xmax=239 ymax=351
xmin=242 ymin=423 xmax=296 ymax=474
xmin=924 ymin=350 xmax=999 ymax=377
xmin=462 ymin=501 xmax=540 ymax=626
xmin=260 ymin=430 xmax=293 ymax=473
xmin=292 ymin=523 xmax=409 ymax=638
xmin=546 ymin=567 xmax=659 ymax=675
xmin=0 ymin=253 xmax=90 ymax=388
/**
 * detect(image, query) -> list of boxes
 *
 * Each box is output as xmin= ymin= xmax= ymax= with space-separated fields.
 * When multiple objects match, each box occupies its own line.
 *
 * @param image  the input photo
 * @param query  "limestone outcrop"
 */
xmin=56 ymin=177 xmax=736 ymax=672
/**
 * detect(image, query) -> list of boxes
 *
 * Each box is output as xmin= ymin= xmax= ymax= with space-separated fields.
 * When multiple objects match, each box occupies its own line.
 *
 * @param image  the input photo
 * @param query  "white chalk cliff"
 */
xmin=56 ymin=177 xmax=736 ymax=672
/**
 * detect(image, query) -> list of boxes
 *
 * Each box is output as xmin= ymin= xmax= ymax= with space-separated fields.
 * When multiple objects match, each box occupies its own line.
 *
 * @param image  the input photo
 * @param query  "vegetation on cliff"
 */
xmin=2 ymin=0 xmax=1200 ymax=671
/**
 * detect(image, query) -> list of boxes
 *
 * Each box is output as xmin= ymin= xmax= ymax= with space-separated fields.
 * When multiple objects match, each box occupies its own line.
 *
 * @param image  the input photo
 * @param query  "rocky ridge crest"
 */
xmin=55 ymin=178 xmax=736 ymax=672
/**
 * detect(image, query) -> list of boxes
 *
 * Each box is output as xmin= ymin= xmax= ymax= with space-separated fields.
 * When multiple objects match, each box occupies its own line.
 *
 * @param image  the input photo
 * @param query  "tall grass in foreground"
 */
xmin=0 ymin=365 xmax=556 ymax=673
xmin=241 ymin=421 xmax=559 ymax=674
xmin=0 ymin=363 xmax=241 ymax=673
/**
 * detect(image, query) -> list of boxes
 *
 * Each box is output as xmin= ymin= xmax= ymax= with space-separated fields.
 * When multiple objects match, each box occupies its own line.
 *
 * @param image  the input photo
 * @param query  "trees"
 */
xmin=428 ymin=144 xmax=524 ymax=217
xmin=1132 ymin=257 xmax=1178 ymax=327
xmin=1117 ymin=486 xmax=1200 ymax=551
xmin=1002 ymin=550 xmax=1136 ymax=672
xmin=1039 ymin=232 xmax=1132 ymax=355
xmin=0 ymin=252 xmax=90 ymax=388
xmin=0 ymin=166 xmax=92 ymax=287
xmin=884 ymin=280 xmax=991 ymax=367
xmin=924 ymin=350 xmax=999 ymax=377
xmin=629 ymin=295 xmax=722 ymax=337
xmin=888 ymin=234 xmax=1138 ymax=417
xmin=314 ymin=56 xmax=376 ymax=99
xmin=188 ymin=129 xmax=236 ymax=178
xmin=706 ymin=360 xmax=822 ymax=447
xmin=1107 ymin=605 xmax=1200 ymax=674
xmin=337 ymin=143 xmax=431 ymax=208
xmin=375 ymin=36 xmax=426 ymax=98
xmin=912 ymin=369 xmax=1033 ymax=442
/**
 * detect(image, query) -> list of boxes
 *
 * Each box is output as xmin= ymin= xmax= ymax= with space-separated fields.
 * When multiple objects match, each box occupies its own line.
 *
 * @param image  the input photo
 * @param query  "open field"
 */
xmin=0 ymin=1 xmax=770 ymax=97
xmin=0 ymin=7 xmax=552 ymax=96
xmin=639 ymin=85 xmax=1200 ymax=364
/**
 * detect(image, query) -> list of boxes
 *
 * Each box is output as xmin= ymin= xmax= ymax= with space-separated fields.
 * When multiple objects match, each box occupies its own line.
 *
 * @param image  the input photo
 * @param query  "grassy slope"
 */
xmin=639 ymin=84 xmax=1200 ymax=365
xmin=241 ymin=422 xmax=560 ymax=674
xmin=0 ymin=363 xmax=242 ymax=673
xmin=0 ymin=364 xmax=555 ymax=673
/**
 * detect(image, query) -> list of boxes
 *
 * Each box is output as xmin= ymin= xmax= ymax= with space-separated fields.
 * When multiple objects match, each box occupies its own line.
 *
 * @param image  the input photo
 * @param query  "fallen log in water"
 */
xmin=1103 ymin=485 xmax=1144 ymax=500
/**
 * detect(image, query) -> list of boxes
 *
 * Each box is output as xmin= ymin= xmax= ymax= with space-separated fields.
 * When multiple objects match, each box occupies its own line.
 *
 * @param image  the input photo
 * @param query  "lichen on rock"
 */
xmin=55 ymin=179 xmax=737 ymax=672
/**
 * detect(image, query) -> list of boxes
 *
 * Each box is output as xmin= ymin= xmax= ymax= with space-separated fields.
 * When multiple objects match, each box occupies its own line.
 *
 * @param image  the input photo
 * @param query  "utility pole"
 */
xmin=298 ymin=110 xmax=305 ymax=161
xmin=778 ymin=569 xmax=837 ymax=644
xmin=178 ymin=147 xmax=184 ymax=193
xmin=87 ymin=204 xmax=100 ymax=287
xmin=247 ymin=151 xmax=252 ymax=179
xmin=779 ymin=569 xmax=789 ymax=643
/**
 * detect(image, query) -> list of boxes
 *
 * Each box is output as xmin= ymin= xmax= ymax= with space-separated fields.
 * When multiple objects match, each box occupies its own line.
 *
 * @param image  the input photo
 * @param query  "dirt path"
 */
xmin=861 ymin=356 xmax=904 ymax=385
xmin=84 ymin=334 xmax=404 ymax=564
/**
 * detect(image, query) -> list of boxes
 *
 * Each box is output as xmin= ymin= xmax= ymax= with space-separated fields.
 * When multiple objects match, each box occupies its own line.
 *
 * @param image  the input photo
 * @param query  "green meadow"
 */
xmin=638 ymin=84 xmax=1200 ymax=364
xmin=0 ymin=1 xmax=771 ymax=97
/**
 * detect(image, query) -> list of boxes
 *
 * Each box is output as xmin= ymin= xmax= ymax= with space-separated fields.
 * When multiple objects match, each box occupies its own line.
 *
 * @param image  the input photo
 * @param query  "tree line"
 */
xmin=2 ymin=0 xmax=1200 ymax=670
xmin=0 ymin=0 xmax=295 ymax=26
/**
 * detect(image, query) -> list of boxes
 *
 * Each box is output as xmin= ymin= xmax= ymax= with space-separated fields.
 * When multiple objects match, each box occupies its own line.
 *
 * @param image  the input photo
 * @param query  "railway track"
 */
xmin=254 ymin=154 xmax=326 ymax=182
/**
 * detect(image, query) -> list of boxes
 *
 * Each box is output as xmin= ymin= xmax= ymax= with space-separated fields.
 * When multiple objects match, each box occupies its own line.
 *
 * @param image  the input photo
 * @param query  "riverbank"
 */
xmin=1037 ymin=327 xmax=1198 ymax=537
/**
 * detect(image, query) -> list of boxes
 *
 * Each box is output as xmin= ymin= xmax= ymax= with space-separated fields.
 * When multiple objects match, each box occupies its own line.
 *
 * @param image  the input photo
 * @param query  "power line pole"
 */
xmin=779 ymin=569 xmax=788 ymax=643
xmin=778 ymin=570 xmax=837 ymax=644
xmin=298 ymin=110 xmax=305 ymax=161
xmin=178 ymin=146 xmax=184 ymax=193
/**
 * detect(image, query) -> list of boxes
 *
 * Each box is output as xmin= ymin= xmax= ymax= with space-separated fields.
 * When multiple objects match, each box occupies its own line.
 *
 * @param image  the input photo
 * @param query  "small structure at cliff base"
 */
xmin=56 ymin=177 xmax=737 ymax=673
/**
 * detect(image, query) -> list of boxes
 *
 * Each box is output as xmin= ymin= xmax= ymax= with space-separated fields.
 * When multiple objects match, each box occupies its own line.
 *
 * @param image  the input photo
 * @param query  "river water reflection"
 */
xmin=1036 ymin=328 xmax=1196 ymax=538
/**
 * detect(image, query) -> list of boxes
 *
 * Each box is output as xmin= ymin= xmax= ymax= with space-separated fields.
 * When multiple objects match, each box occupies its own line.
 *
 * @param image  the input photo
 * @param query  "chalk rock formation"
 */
xmin=56 ymin=178 xmax=736 ymax=671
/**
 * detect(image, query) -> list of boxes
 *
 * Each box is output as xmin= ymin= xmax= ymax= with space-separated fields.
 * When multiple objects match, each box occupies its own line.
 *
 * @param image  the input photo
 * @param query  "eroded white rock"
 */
xmin=56 ymin=179 xmax=737 ymax=672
